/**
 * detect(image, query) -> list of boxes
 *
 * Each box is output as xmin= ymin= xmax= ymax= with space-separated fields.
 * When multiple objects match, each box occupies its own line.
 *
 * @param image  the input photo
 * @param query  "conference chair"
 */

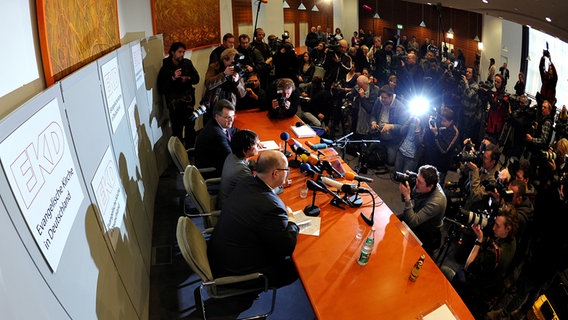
xmin=183 ymin=165 xmax=222 ymax=229
xmin=168 ymin=136 xmax=216 ymax=215
xmin=176 ymin=216 xmax=276 ymax=320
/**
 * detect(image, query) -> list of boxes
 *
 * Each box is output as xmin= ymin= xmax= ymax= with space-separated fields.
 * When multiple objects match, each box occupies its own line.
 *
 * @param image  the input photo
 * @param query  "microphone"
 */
xmin=305 ymin=141 xmax=329 ymax=150
xmin=306 ymin=180 xmax=351 ymax=207
xmin=320 ymin=137 xmax=335 ymax=145
xmin=288 ymin=139 xmax=311 ymax=156
xmin=321 ymin=160 xmax=343 ymax=178
xmin=321 ymin=177 xmax=371 ymax=196
xmin=190 ymin=105 xmax=207 ymax=121
xmin=344 ymin=171 xmax=374 ymax=183
xmin=299 ymin=163 xmax=320 ymax=178
xmin=280 ymin=132 xmax=292 ymax=157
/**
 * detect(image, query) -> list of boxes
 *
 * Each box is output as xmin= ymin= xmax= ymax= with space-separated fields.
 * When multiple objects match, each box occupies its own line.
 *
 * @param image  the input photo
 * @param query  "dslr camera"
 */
xmin=276 ymin=90 xmax=287 ymax=109
xmin=482 ymin=179 xmax=514 ymax=203
xmin=393 ymin=171 xmax=418 ymax=188
xmin=231 ymin=53 xmax=247 ymax=78
xmin=245 ymin=80 xmax=255 ymax=89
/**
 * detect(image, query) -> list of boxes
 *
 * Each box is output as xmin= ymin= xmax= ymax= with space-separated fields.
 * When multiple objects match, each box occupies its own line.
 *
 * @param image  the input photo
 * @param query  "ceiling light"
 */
xmin=419 ymin=4 xmax=426 ymax=27
xmin=298 ymin=2 xmax=306 ymax=10
xmin=482 ymin=0 xmax=488 ymax=3
xmin=282 ymin=0 xmax=290 ymax=9
xmin=447 ymin=27 xmax=454 ymax=35
xmin=311 ymin=4 xmax=319 ymax=11
xmin=373 ymin=13 xmax=380 ymax=19
xmin=420 ymin=21 xmax=426 ymax=27
xmin=545 ymin=17 xmax=552 ymax=22
xmin=474 ymin=35 xmax=480 ymax=41
xmin=478 ymin=42 xmax=484 ymax=50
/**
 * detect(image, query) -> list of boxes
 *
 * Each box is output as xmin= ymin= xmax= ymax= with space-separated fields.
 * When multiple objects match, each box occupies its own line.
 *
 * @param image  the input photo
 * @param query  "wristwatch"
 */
xmin=474 ymin=240 xmax=483 ymax=246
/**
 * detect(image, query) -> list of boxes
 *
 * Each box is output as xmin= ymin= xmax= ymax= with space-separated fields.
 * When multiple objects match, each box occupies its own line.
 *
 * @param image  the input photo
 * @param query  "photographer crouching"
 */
xmin=396 ymin=165 xmax=447 ymax=256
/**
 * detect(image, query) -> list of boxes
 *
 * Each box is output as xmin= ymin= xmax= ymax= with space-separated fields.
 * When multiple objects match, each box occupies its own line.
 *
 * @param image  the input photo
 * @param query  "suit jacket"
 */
xmin=219 ymin=153 xmax=251 ymax=207
xmin=194 ymin=119 xmax=238 ymax=175
xmin=208 ymin=175 xmax=299 ymax=278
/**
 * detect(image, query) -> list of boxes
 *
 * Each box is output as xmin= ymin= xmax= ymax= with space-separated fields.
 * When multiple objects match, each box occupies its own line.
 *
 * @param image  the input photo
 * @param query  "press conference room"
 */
xmin=1 ymin=0 xmax=567 ymax=319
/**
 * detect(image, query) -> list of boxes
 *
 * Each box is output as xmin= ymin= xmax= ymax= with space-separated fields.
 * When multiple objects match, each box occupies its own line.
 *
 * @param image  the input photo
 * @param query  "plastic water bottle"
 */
xmin=357 ymin=227 xmax=376 ymax=266
xmin=409 ymin=254 xmax=426 ymax=281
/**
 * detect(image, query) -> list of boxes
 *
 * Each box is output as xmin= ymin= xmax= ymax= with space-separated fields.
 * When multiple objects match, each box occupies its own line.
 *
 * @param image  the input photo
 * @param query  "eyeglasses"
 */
xmin=220 ymin=114 xmax=235 ymax=121
xmin=275 ymin=168 xmax=290 ymax=173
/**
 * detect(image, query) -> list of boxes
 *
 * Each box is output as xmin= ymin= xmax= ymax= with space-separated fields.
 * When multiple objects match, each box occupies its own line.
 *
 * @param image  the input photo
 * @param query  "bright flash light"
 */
xmin=409 ymin=97 xmax=430 ymax=116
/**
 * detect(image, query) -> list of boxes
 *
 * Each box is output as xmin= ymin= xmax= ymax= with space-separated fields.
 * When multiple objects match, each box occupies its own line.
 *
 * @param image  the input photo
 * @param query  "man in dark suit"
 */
xmin=208 ymin=150 xmax=300 ymax=288
xmin=194 ymin=99 xmax=239 ymax=177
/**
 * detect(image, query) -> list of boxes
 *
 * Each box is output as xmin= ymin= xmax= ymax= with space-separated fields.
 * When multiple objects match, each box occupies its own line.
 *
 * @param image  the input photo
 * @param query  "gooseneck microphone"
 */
xmin=321 ymin=160 xmax=343 ymax=178
xmin=280 ymin=132 xmax=292 ymax=157
xmin=304 ymin=180 xmax=322 ymax=216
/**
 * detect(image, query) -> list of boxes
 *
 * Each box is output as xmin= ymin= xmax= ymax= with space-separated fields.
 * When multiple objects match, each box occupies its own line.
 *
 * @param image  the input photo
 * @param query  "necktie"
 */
xmin=226 ymin=129 xmax=231 ymax=142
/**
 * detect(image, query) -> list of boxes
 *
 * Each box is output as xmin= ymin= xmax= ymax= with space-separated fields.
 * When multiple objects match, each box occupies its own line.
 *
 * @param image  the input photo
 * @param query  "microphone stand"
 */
xmin=304 ymin=189 xmax=321 ymax=217
xmin=349 ymin=181 xmax=363 ymax=207
xmin=282 ymin=139 xmax=292 ymax=158
xmin=360 ymin=191 xmax=376 ymax=226
xmin=289 ymin=153 xmax=301 ymax=168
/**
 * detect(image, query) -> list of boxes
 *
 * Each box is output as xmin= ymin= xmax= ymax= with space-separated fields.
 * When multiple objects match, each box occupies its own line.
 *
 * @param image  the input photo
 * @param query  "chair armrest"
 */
xmin=185 ymin=210 xmax=221 ymax=218
xmin=198 ymin=167 xmax=216 ymax=174
xmin=205 ymin=177 xmax=222 ymax=185
xmin=203 ymin=272 xmax=270 ymax=298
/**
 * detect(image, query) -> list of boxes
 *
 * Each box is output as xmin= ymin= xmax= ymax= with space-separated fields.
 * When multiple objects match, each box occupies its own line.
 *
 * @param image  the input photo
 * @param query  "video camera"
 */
xmin=392 ymin=171 xmax=418 ymax=188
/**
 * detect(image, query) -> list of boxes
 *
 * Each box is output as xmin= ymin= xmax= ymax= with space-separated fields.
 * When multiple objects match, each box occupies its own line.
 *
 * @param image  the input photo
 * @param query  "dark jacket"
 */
xmin=194 ymin=119 xmax=238 ymax=176
xmin=209 ymin=175 xmax=299 ymax=278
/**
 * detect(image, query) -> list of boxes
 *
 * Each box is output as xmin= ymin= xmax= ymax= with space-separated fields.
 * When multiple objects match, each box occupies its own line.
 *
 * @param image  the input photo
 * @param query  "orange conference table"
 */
xmin=234 ymin=110 xmax=473 ymax=319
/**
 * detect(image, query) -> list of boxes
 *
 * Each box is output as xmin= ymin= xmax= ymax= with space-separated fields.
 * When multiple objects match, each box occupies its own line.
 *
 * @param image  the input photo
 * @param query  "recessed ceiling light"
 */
xmin=545 ymin=17 xmax=552 ymax=22
xmin=482 ymin=0 xmax=488 ymax=3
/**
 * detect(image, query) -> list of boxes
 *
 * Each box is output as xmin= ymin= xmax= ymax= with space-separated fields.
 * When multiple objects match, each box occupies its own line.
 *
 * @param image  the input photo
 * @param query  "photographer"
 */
xmin=202 ymin=48 xmax=246 ymax=121
xmin=322 ymin=39 xmax=352 ymax=90
xmin=538 ymin=48 xmax=557 ymax=105
xmin=506 ymin=94 xmax=535 ymax=159
xmin=443 ymin=205 xmax=519 ymax=317
xmin=486 ymin=74 xmax=510 ymax=143
xmin=462 ymin=142 xmax=501 ymax=211
xmin=236 ymin=34 xmax=266 ymax=78
xmin=157 ymin=42 xmax=200 ymax=147
xmin=272 ymin=34 xmax=298 ymax=83
xmin=268 ymin=78 xmax=299 ymax=119
xmin=422 ymin=106 xmax=460 ymax=184
xmin=236 ymin=72 xmax=267 ymax=110
xmin=397 ymin=165 xmax=447 ymax=255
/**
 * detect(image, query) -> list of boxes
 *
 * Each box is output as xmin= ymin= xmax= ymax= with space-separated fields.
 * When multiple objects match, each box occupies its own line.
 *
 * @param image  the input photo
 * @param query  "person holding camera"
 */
xmin=397 ymin=165 xmax=447 ymax=255
xmin=157 ymin=42 xmax=200 ymax=147
xmin=237 ymin=34 xmax=266 ymax=77
xmin=462 ymin=142 xmax=501 ymax=211
xmin=236 ymin=72 xmax=267 ymax=110
xmin=422 ymin=106 xmax=460 ymax=184
xmin=538 ymin=49 xmax=557 ymax=105
xmin=202 ymin=48 xmax=246 ymax=122
xmin=267 ymin=78 xmax=299 ymax=119
xmin=486 ymin=74 xmax=510 ymax=144
xmin=458 ymin=67 xmax=482 ymax=146
xmin=442 ymin=205 xmax=519 ymax=318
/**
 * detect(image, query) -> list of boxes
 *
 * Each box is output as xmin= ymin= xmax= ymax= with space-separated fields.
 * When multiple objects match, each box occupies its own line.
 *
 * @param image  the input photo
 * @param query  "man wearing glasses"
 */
xmin=194 ymin=99 xmax=239 ymax=177
xmin=209 ymin=150 xmax=300 ymax=289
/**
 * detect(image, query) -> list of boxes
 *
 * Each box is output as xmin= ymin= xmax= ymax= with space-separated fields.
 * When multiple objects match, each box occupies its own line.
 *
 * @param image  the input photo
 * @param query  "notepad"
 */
xmin=258 ymin=140 xmax=279 ymax=151
xmin=421 ymin=304 xmax=457 ymax=320
xmin=290 ymin=125 xmax=317 ymax=138
xmin=286 ymin=207 xmax=321 ymax=236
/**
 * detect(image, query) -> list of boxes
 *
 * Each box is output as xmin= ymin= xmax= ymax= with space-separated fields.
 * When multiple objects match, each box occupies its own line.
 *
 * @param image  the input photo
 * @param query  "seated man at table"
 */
xmin=397 ymin=164 xmax=447 ymax=255
xmin=194 ymin=99 xmax=239 ymax=177
xmin=208 ymin=150 xmax=300 ymax=289
xmin=219 ymin=129 xmax=261 ymax=208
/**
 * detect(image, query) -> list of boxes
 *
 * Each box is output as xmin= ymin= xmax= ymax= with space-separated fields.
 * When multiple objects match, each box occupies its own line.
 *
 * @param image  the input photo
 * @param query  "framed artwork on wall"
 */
xmin=151 ymin=0 xmax=221 ymax=54
xmin=36 ymin=0 xmax=121 ymax=86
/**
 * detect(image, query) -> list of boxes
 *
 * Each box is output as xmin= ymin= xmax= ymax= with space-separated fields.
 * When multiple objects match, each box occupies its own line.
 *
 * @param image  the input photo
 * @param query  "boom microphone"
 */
xmin=320 ymin=137 xmax=334 ymax=145
xmin=344 ymin=171 xmax=374 ymax=183
xmin=190 ymin=105 xmax=207 ymax=121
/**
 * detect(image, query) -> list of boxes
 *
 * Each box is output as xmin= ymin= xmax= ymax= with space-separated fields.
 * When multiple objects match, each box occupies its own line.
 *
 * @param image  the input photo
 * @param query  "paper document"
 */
xmin=259 ymin=140 xmax=279 ymax=151
xmin=287 ymin=207 xmax=321 ymax=236
xmin=421 ymin=304 xmax=457 ymax=320
xmin=291 ymin=125 xmax=317 ymax=138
